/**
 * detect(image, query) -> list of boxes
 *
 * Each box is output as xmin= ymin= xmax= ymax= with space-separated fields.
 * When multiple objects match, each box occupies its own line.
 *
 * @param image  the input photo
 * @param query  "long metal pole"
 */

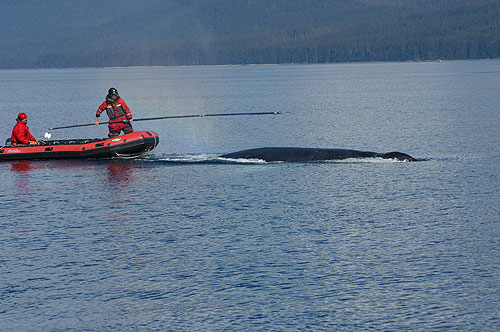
xmin=48 ymin=111 xmax=283 ymax=131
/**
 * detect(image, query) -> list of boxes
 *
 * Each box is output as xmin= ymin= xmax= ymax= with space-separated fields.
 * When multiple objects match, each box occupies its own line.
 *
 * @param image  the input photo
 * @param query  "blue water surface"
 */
xmin=1 ymin=60 xmax=499 ymax=331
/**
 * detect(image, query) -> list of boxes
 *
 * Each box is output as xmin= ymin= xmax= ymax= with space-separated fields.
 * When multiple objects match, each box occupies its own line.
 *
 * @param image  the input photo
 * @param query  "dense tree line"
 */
xmin=0 ymin=0 xmax=498 ymax=68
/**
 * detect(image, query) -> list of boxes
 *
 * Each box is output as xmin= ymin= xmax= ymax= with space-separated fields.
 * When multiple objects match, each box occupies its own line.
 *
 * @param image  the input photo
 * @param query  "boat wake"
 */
xmin=138 ymin=153 xmax=265 ymax=164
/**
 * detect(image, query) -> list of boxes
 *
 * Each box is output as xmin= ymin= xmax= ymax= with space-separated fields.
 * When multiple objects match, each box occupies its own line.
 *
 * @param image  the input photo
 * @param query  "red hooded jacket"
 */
xmin=96 ymin=96 xmax=133 ymax=132
xmin=11 ymin=120 xmax=36 ymax=145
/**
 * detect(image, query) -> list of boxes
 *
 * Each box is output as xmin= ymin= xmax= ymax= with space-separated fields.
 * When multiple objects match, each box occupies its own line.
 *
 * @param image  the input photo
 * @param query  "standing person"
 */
xmin=11 ymin=113 xmax=38 ymax=145
xmin=95 ymin=88 xmax=134 ymax=137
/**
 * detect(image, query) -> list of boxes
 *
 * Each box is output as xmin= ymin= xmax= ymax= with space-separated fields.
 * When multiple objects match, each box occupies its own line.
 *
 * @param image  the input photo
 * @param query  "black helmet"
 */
xmin=108 ymin=88 xmax=118 ymax=96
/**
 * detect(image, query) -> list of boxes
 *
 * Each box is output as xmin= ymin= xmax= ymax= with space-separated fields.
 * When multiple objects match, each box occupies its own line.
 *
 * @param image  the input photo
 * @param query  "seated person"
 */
xmin=11 ymin=113 xmax=38 ymax=145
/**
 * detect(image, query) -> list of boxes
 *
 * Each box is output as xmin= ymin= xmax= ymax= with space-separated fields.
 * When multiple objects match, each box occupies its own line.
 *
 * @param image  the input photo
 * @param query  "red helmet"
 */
xmin=18 ymin=113 xmax=28 ymax=120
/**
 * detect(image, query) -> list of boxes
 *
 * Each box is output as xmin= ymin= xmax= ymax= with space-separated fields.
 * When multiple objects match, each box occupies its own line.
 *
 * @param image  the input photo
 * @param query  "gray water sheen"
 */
xmin=1 ymin=60 xmax=499 ymax=331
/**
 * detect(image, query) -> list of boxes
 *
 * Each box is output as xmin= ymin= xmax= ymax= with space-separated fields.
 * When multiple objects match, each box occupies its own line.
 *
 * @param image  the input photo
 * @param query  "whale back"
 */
xmin=220 ymin=147 xmax=416 ymax=162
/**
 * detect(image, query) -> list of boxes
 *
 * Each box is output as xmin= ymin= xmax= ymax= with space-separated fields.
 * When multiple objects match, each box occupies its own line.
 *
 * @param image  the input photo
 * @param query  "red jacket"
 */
xmin=96 ymin=97 xmax=133 ymax=132
xmin=11 ymin=120 xmax=36 ymax=145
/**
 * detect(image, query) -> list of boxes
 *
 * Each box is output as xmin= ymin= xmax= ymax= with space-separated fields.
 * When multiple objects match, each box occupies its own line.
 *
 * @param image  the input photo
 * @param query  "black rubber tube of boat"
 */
xmin=47 ymin=111 xmax=284 ymax=131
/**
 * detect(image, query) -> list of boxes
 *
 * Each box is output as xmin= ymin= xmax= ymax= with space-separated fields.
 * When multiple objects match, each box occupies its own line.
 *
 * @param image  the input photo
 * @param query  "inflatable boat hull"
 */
xmin=0 ymin=131 xmax=159 ymax=160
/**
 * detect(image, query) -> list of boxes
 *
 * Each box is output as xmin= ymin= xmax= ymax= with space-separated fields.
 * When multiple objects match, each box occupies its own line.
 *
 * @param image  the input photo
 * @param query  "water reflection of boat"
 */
xmin=0 ymin=131 xmax=159 ymax=161
xmin=9 ymin=160 xmax=36 ymax=172
xmin=7 ymin=159 xmax=147 ymax=195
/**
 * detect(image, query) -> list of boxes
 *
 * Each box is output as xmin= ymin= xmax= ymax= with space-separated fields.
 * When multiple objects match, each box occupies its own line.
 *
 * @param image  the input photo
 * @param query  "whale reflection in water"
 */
xmin=220 ymin=147 xmax=416 ymax=162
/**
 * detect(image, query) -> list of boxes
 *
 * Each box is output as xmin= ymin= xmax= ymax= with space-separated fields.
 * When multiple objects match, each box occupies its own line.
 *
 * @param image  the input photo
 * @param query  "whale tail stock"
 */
xmin=377 ymin=152 xmax=416 ymax=162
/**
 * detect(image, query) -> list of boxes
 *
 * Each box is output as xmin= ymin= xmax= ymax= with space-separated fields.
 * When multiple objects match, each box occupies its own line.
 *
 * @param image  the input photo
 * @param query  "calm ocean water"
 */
xmin=1 ymin=60 xmax=499 ymax=331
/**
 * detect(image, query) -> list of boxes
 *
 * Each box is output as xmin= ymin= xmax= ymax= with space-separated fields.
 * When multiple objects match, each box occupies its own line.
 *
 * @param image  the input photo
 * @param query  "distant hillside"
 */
xmin=0 ymin=0 xmax=499 ymax=68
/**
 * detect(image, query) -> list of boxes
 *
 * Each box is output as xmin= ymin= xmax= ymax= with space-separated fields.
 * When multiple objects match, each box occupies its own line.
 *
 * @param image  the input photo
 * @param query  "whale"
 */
xmin=220 ymin=147 xmax=416 ymax=162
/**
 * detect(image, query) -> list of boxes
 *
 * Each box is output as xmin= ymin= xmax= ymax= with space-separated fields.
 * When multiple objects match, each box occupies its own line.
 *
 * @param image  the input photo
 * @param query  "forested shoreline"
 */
xmin=0 ymin=0 xmax=498 ymax=69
